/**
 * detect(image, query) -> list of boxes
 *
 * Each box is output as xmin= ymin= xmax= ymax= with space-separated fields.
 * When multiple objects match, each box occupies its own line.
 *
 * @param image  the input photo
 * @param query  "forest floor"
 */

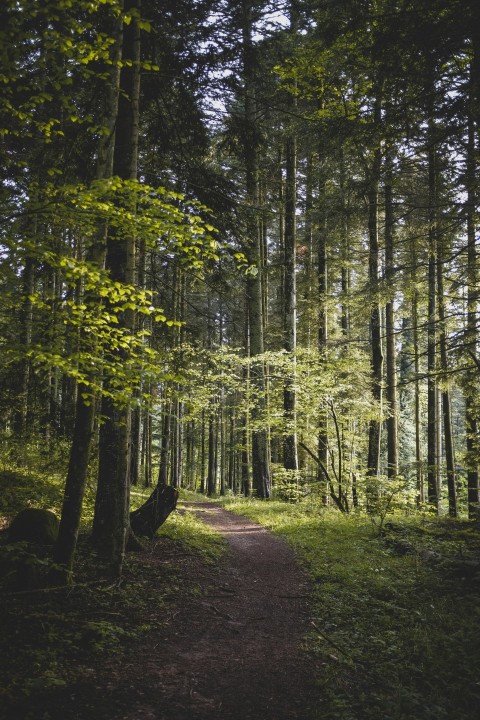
xmin=2 ymin=485 xmax=480 ymax=720
xmin=0 ymin=501 xmax=320 ymax=720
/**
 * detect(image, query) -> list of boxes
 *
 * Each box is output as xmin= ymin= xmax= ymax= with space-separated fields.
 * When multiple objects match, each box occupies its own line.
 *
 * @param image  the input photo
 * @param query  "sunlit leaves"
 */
xmin=2 ymin=174 xmax=221 ymax=407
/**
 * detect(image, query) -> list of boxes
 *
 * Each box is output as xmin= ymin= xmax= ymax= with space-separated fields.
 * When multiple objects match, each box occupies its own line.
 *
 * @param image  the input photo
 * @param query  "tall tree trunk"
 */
xmin=51 ymin=9 xmax=122 ymax=584
xmin=427 ymin=120 xmax=439 ymax=510
xmin=207 ymin=410 xmax=216 ymax=496
xmin=410 ymin=239 xmax=424 ymax=504
xmin=384 ymin=150 xmax=399 ymax=478
xmin=437 ymin=231 xmax=457 ymax=516
xmin=92 ymin=0 xmax=141 ymax=575
xmin=283 ymin=132 xmax=298 ymax=471
xmin=241 ymin=0 xmax=270 ymax=498
xmin=340 ymin=149 xmax=350 ymax=337
xmin=282 ymin=5 xmax=299 ymax=473
xmin=158 ymin=398 xmax=171 ymax=486
xmin=317 ymin=172 xmax=329 ymax=495
xmin=304 ymin=150 xmax=315 ymax=346
xmin=200 ymin=409 xmax=206 ymax=494
xmin=366 ymin=120 xmax=384 ymax=507
xmin=13 ymin=255 xmax=34 ymax=435
xmin=465 ymin=66 xmax=479 ymax=518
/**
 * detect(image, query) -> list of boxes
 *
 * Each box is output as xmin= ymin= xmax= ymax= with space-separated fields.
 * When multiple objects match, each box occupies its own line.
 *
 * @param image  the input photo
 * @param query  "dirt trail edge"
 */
xmin=163 ymin=501 xmax=319 ymax=720
xmin=30 ymin=502 xmax=320 ymax=720
xmin=115 ymin=501 xmax=319 ymax=720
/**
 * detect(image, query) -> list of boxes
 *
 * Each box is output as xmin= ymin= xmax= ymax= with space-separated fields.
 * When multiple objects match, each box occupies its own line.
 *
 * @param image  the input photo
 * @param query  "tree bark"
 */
xmin=92 ymin=0 xmax=141 ymax=576
xmin=465 ymin=70 xmax=479 ymax=518
xmin=366 ymin=116 xmax=383 ymax=508
xmin=427 ymin=119 xmax=439 ymax=510
xmin=384 ymin=150 xmax=399 ymax=479
xmin=51 ymin=8 xmax=122 ymax=584
xmin=241 ymin=0 xmax=270 ymax=498
xmin=283 ymin=132 xmax=298 ymax=472
xmin=129 ymin=485 xmax=178 ymax=539
xmin=437 ymin=228 xmax=457 ymax=517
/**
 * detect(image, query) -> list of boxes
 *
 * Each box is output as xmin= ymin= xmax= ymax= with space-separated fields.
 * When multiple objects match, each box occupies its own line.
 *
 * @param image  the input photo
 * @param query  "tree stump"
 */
xmin=129 ymin=485 xmax=178 ymax=539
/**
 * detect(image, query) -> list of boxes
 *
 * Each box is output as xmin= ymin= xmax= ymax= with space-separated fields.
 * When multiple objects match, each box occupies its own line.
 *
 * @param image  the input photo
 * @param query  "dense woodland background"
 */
xmin=1 ymin=0 xmax=480 ymax=580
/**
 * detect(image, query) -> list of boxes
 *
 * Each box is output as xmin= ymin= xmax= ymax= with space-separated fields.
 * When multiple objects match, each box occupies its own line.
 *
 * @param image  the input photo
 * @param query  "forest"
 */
xmin=0 ymin=0 xmax=479 ymax=718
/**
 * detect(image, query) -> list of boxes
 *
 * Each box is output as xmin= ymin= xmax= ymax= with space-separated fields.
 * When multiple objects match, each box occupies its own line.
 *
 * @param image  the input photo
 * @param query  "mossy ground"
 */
xmin=0 ymin=463 xmax=224 ymax=716
xmin=221 ymin=496 xmax=480 ymax=720
xmin=1 ymin=451 xmax=479 ymax=720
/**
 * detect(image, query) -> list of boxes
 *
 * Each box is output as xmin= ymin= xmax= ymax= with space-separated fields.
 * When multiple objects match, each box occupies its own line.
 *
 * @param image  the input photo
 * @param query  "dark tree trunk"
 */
xmin=366 ymin=129 xmax=383 ymax=508
xmin=13 ymin=255 xmax=34 ymax=435
xmin=437 ymin=226 xmax=457 ymax=517
xmin=384 ymin=150 xmax=399 ymax=478
xmin=317 ymin=173 xmax=329 ymax=489
xmin=207 ymin=412 xmax=216 ymax=496
xmin=241 ymin=0 xmax=270 ymax=499
xmin=158 ymin=399 xmax=172 ymax=486
xmin=51 ymin=9 xmax=122 ymax=584
xmin=283 ymin=132 xmax=298 ymax=472
xmin=92 ymin=0 xmax=141 ymax=576
xmin=129 ymin=485 xmax=178 ymax=539
xmin=200 ymin=410 xmax=206 ymax=494
xmin=427 ymin=120 xmax=439 ymax=510
xmin=282 ymin=8 xmax=299 ymax=473
xmin=465 ymin=75 xmax=479 ymax=518
xmin=411 ymin=239 xmax=424 ymax=504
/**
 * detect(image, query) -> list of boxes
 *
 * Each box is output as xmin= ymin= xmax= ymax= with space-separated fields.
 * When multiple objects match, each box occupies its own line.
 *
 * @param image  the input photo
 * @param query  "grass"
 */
xmin=2 ymin=449 xmax=479 ymax=720
xmin=220 ymin=496 xmax=480 ymax=720
xmin=0 ymin=471 xmax=225 ymax=717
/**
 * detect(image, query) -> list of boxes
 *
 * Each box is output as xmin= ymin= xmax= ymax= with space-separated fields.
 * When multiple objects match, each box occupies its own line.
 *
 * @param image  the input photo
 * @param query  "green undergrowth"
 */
xmin=157 ymin=503 xmax=226 ymax=565
xmin=0 ymin=476 xmax=223 ymax=717
xmin=221 ymin=497 xmax=480 ymax=720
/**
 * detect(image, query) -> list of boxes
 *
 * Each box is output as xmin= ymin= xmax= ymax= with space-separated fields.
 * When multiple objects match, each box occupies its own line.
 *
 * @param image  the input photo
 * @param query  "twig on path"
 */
xmin=199 ymin=601 xmax=234 ymax=621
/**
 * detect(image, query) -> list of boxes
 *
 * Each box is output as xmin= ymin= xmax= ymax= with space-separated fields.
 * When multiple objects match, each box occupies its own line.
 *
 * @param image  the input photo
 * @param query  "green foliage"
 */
xmin=1 ymin=176 xmax=222 ymax=407
xmin=156 ymin=506 xmax=226 ymax=565
xmin=271 ymin=466 xmax=309 ymax=503
xmin=0 ymin=0 xmax=123 ymax=143
xmin=0 ymin=468 xmax=64 ymax=521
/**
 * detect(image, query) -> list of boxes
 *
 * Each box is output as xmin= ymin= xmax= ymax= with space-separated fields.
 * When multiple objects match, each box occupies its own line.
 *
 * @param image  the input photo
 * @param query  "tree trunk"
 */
xmin=200 ymin=410 xmax=206 ymax=494
xmin=158 ymin=399 xmax=172 ymax=486
xmin=92 ymin=0 xmax=141 ymax=576
xmin=384 ymin=150 xmax=399 ymax=479
xmin=465 ymin=73 xmax=479 ymax=518
xmin=427 ymin=120 xmax=439 ymax=510
xmin=411 ymin=239 xmax=424 ymax=504
xmin=207 ymin=411 xmax=216 ymax=496
xmin=13 ymin=255 xmax=34 ymax=435
xmin=51 ymin=8 xmax=122 ymax=584
xmin=366 ymin=127 xmax=383 ymax=507
xmin=340 ymin=149 xmax=350 ymax=336
xmin=283 ymin=132 xmax=298 ymax=471
xmin=436 ymin=223 xmax=457 ymax=517
xmin=129 ymin=485 xmax=178 ymax=539
xmin=317 ymin=172 xmax=329 ymax=491
xmin=241 ymin=0 xmax=270 ymax=498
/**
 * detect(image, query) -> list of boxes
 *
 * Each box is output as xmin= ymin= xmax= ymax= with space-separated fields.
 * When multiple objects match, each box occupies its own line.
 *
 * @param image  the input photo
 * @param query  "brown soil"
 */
xmin=4 ymin=502 xmax=320 ymax=720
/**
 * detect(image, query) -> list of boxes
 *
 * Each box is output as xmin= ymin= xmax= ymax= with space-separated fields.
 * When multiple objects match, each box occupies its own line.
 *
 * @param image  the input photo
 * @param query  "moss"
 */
xmin=8 ymin=508 xmax=59 ymax=545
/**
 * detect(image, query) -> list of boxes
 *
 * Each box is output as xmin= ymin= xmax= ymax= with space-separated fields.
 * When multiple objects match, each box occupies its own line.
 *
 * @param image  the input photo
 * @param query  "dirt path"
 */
xmin=28 ymin=502 xmax=319 ymax=720
xmin=156 ymin=501 xmax=319 ymax=720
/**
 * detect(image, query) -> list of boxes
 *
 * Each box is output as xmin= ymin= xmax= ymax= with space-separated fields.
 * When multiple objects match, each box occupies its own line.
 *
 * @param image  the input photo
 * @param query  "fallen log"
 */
xmin=129 ymin=484 xmax=178 ymax=539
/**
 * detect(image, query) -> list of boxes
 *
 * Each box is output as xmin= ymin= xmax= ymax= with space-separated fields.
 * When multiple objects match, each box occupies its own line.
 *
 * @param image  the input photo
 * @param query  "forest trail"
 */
xmin=50 ymin=501 xmax=319 ymax=720
xmin=119 ymin=501 xmax=319 ymax=720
